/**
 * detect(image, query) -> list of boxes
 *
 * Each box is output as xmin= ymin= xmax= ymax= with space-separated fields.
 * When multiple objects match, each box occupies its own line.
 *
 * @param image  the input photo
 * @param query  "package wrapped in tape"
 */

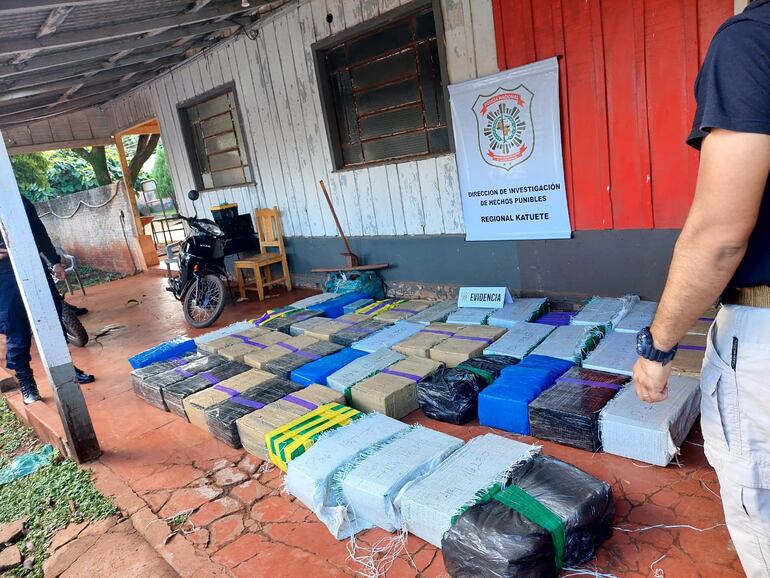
xmin=599 ymin=375 xmax=700 ymax=466
xmin=263 ymin=341 xmax=344 ymax=379
xmin=259 ymin=309 xmax=323 ymax=334
xmin=443 ymin=456 xmax=615 ymax=578
xmin=163 ymin=361 xmax=250 ymax=418
xmin=326 ymin=348 xmax=406 ymax=396
xmin=582 ymin=331 xmax=638 ymax=376
xmin=488 ymin=298 xmax=549 ymax=329
xmin=356 ymin=298 xmax=405 ymax=317
xmin=329 ymin=318 xmax=392 ymax=347
xmin=336 ymin=426 xmax=463 ymax=535
xmin=215 ymin=331 xmax=286 ymax=362
xmin=194 ymin=321 xmax=258 ymax=348
xmin=408 ymin=300 xmax=459 ymax=324
xmin=457 ymin=354 xmax=519 ymax=387
xmin=288 ymin=317 xmax=329 ymax=337
xmin=529 ymin=324 xmax=605 ymax=363
xmin=351 ymin=321 xmax=423 ymax=353
xmin=529 ymin=367 xmax=628 ymax=451
xmin=131 ymin=352 xmax=203 ymax=397
xmin=615 ymin=300 xmax=658 ymax=334
xmin=350 ymin=356 xmax=442 ymax=418
xmin=417 ymin=367 xmax=485 ymax=425
xmin=288 ymin=292 xmax=340 ymax=309
xmin=198 ymin=326 xmax=271 ymax=355
xmin=243 ymin=334 xmax=318 ymax=369
xmin=687 ymin=306 xmax=718 ymax=336
xmin=300 ymin=314 xmax=368 ymax=341
xmin=571 ymin=295 xmax=639 ymax=330
xmin=308 ymin=291 xmax=372 ymax=319
xmin=672 ymin=333 xmax=707 ymax=375
xmin=396 ymin=433 xmax=537 ymax=547
xmin=137 ymin=355 xmax=227 ymax=410
xmin=343 ymin=298 xmax=374 ymax=314
xmin=446 ymin=307 xmax=495 ymax=325
xmin=429 ymin=325 xmax=506 ymax=367
xmin=289 ymin=347 xmax=367 ymax=387
xmin=285 ymin=413 xmax=409 ymax=537
xmin=237 ymin=385 xmax=345 ymax=460
xmin=375 ymin=300 xmax=434 ymax=322
xmin=183 ymin=369 xmax=277 ymax=430
xmin=392 ymin=323 xmax=459 ymax=357
xmin=484 ymin=322 xmax=555 ymax=360
xmin=535 ymin=311 xmax=577 ymax=327
xmin=129 ymin=335 xmax=196 ymax=369
xmin=478 ymin=356 xmax=574 ymax=435
xmin=204 ymin=377 xmax=301 ymax=448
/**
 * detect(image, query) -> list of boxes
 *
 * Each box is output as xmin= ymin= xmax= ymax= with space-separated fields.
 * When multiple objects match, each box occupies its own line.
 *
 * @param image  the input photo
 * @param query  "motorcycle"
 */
xmin=166 ymin=190 xmax=229 ymax=328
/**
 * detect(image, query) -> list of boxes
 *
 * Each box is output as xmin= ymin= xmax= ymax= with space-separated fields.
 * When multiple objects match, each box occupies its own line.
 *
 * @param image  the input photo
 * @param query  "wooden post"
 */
xmin=0 ymin=132 xmax=100 ymax=463
xmin=114 ymin=133 xmax=143 ymax=232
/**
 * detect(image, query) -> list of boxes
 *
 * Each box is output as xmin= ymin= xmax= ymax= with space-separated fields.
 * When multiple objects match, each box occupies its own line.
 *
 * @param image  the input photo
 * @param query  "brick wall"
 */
xmin=35 ymin=183 xmax=144 ymax=275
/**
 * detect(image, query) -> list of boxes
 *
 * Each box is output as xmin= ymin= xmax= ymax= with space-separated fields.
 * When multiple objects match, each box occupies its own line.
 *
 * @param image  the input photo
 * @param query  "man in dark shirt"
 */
xmin=0 ymin=195 xmax=95 ymax=404
xmin=633 ymin=1 xmax=770 ymax=575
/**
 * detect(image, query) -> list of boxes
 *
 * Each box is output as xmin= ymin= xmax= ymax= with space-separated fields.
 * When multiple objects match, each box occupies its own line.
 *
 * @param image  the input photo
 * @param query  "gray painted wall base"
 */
xmin=284 ymin=229 xmax=680 ymax=301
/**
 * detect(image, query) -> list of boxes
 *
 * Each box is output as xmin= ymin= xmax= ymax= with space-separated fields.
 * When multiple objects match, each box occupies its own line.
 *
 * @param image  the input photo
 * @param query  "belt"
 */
xmin=722 ymin=286 xmax=770 ymax=308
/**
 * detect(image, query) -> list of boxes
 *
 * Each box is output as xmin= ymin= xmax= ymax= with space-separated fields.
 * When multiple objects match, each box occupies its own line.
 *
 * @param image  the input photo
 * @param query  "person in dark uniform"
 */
xmin=0 ymin=194 xmax=95 ymax=404
xmin=633 ymin=1 xmax=770 ymax=575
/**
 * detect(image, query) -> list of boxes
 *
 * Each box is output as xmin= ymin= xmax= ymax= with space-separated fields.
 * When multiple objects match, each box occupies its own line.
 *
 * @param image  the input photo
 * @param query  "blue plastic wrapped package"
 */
xmin=488 ymin=298 xmax=549 ymax=329
xmin=529 ymin=324 xmax=605 ymax=363
xmin=308 ymin=292 xmax=371 ymax=319
xmin=129 ymin=336 xmax=197 ymax=369
xmin=571 ymin=295 xmax=639 ymax=330
xmin=535 ymin=311 xmax=576 ymax=326
xmin=289 ymin=347 xmax=368 ymax=387
xmin=479 ymin=356 xmax=574 ymax=435
xmin=343 ymin=298 xmax=373 ymax=314
xmin=351 ymin=321 xmax=423 ymax=353
xmin=288 ymin=292 xmax=340 ymax=309
xmin=582 ymin=331 xmax=638 ymax=376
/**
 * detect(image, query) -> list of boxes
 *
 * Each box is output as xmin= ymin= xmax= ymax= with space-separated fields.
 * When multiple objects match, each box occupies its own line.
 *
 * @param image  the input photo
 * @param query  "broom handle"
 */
xmin=319 ymin=180 xmax=355 ymax=256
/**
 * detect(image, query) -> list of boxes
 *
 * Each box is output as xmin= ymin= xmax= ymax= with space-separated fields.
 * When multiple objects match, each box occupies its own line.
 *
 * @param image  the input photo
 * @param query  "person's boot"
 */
xmin=74 ymin=367 xmax=95 ymax=384
xmin=15 ymin=367 xmax=41 ymax=404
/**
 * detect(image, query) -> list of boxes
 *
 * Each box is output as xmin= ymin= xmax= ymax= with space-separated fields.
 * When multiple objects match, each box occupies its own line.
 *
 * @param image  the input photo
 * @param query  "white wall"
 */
xmin=107 ymin=0 xmax=498 ymax=237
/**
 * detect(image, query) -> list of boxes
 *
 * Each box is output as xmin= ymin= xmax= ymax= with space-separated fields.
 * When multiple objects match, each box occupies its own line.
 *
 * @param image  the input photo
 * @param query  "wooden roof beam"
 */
xmin=0 ymin=0 xmax=119 ymax=15
xmin=36 ymin=6 xmax=73 ymax=38
xmin=188 ymin=0 xmax=213 ymax=13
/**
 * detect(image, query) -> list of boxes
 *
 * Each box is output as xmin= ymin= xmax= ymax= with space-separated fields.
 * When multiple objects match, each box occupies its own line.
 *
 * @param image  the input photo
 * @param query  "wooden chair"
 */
xmin=234 ymin=207 xmax=292 ymax=301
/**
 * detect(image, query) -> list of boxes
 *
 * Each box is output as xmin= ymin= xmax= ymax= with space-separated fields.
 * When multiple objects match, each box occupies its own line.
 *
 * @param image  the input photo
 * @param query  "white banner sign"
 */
xmin=457 ymin=287 xmax=513 ymax=309
xmin=448 ymin=57 xmax=571 ymax=241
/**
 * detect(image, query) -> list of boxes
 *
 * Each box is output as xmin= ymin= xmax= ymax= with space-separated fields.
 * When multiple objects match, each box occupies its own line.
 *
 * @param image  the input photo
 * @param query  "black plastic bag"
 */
xmin=416 ymin=367 xmax=485 ymax=425
xmin=443 ymin=455 xmax=615 ymax=578
xmin=457 ymin=355 xmax=519 ymax=386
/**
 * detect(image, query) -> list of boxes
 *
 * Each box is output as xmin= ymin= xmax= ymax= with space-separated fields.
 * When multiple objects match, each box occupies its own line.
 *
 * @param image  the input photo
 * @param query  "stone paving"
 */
xmin=1 ymin=274 xmax=745 ymax=577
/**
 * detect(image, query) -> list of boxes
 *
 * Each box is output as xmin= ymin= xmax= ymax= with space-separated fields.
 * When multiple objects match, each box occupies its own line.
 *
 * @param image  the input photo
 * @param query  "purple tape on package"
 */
xmin=175 ymin=367 xmax=194 ymax=378
xmin=214 ymin=384 xmax=241 ymax=397
xmin=199 ymin=372 xmax=220 ymax=385
xmin=420 ymin=329 xmax=455 ymax=336
xmin=389 ymin=308 xmax=418 ymax=315
xmin=231 ymin=396 xmax=265 ymax=410
xmin=558 ymin=376 xmax=622 ymax=391
xmin=452 ymin=335 xmax=494 ymax=345
xmin=679 ymin=345 xmax=707 ymax=351
xmin=276 ymin=342 xmax=299 ymax=353
xmin=231 ymin=334 xmax=268 ymax=349
xmin=282 ymin=394 xmax=318 ymax=411
xmin=381 ymin=367 xmax=423 ymax=382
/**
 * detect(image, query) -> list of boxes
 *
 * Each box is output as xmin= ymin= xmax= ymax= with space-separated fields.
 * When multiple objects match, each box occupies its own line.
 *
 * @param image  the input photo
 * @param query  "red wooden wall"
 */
xmin=492 ymin=0 xmax=732 ymax=230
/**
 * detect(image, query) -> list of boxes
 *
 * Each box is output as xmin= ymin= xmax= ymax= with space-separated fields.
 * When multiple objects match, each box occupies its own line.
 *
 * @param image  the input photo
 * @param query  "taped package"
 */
xmin=194 ymin=321 xmax=258 ymax=348
xmin=263 ymin=341 xmax=344 ymax=379
xmin=599 ymin=375 xmax=700 ymax=466
xmin=429 ymin=325 xmax=506 ymax=367
xmin=243 ymin=334 xmax=318 ymax=369
xmin=351 ymin=321 xmax=423 ymax=353
xmin=288 ymin=317 xmax=329 ymax=337
xmin=288 ymin=292 xmax=339 ymax=309
xmin=529 ymin=324 xmax=605 ymax=363
xmin=198 ymin=326 xmax=271 ymax=355
xmin=392 ymin=323 xmax=459 ymax=357
xmin=478 ymin=356 xmax=575 ymax=435
xmin=204 ymin=378 xmax=301 ymax=447
xmin=356 ymin=298 xmax=405 ymax=317
xmin=615 ymin=300 xmax=658 ymax=333
xmin=329 ymin=319 xmax=391 ymax=347
xmin=183 ymin=369 xmax=277 ymax=430
xmin=488 ymin=298 xmax=549 ymax=329
xmin=343 ymin=298 xmax=374 ymax=314
xmin=326 ymin=348 xmax=406 ymax=396
xmin=266 ymin=402 xmax=362 ymax=471
xmin=687 ymin=306 xmax=719 ymax=336
xmin=529 ymin=367 xmax=628 ymax=451
xmin=259 ymin=309 xmax=323 ymax=333
xmin=289 ymin=347 xmax=368 ymax=387
xmin=408 ymin=300 xmax=459 ymax=324
xmin=582 ymin=331 xmax=638 ymax=376
xmin=137 ymin=355 xmax=227 ymax=410
xmin=300 ymin=314 xmax=368 ymax=341
xmin=535 ymin=311 xmax=577 ymax=327
xmin=130 ymin=352 xmax=202 ymax=396
xmin=129 ymin=336 xmax=196 ymax=369
xmin=375 ymin=300 xmax=434 ymax=322
xmin=483 ymin=322 xmax=555 ymax=360
xmin=397 ymin=433 xmax=538 ymax=547
xmin=672 ymin=333 xmax=707 ymax=375
xmin=446 ymin=307 xmax=495 ymax=325
xmin=337 ymin=426 xmax=464 ymax=535
xmin=571 ymin=295 xmax=639 ymax=329
xmin=215 ymin=331 xmax=286 ymax=362
xmin=308 ymin=291 xmax=372 ymax=319
xmin=443 ymin=456 xmax=615 ymax=578
xmin=237 ymin=385 xmax=345 ymax=460
xmin=457 ymin=354 xmax=519 ymax=387
xmin=350 ymin=357 xmax=442 ymax=418
xmin=163 ymin=361 xmax=250 ymax=417
xmin=417 ymin=367 xmax=486 ymax=425
xmin=285 ymin=413 xmax=409 ymax=538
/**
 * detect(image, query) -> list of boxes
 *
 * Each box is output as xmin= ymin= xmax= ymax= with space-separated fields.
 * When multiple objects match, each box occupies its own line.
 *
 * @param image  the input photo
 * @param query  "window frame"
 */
xmin=177 ymin=83 xmax=254 ymax=192
xmin=313 ymin=0 xmax=453 ymax=172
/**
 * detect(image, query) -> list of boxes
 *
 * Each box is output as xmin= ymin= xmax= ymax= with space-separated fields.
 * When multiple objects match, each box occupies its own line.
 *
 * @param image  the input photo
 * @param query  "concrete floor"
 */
xmin=1 ymin=274 xmax=744 ymax=577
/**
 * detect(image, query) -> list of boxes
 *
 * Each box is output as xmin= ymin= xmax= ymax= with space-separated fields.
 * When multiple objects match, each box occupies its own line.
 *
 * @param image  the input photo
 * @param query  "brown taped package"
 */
xmin=243 ymin=335 xmax=318 ymax=369
xmin=376 ymin=300 xmax=435 ymax=322
xmin=183 ymin=369 xmax=276 ymax=430
xmin=217 ymin=331 xmax=286 ymax=362
xmin=672 ymin=333 xmax=707 ymax=376
xmin=428 ymin=325 xmax=506 ymax=367
xmin=236 ymin=384 xmax=344 ymax=459
xmin=302 ymin=314 xmax=368 ymax=341
xmin=393 ymin=323 xmax=462 ymax=357
xmin=350 ymin=357 xmax=442 ymax=418
xmin=198 ymin=327 xmax=272 ymax=354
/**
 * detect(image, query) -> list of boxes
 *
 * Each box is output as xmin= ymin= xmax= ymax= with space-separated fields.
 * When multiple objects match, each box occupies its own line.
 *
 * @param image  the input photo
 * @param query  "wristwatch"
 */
xmin=636 ymin=327 xmax=678 ymax=365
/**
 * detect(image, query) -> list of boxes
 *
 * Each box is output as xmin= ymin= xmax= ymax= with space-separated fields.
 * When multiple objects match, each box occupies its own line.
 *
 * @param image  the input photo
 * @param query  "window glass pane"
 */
xmin=416 ymin=10 xmax=436 ymax=39
xmin=201 ymin=113 xmax=234 ymax=138
xmin=205 ymin=132 xmax=238 ymax=154
xmin=197 ymin=94 xmax=230 ymax=119
xmin=356 ymin=77 xmax=420 ymax=115
xmin=418 ymin=41 xmax=441 ymax=126
xmin=333 ymin=70 xmax=358 ymax=144
xmin=362 ymin=131 xmax=428 ymax=162
xmin=212 ymin=167 xmax=247 ymax=187
xmin=351 ymin=49 xmax=416 ymax=90
xmin=359 ymin=105 xmax=423 ymax=140
xmin=348 ymin=24 xmax=413 ymax=65
xmin=209 ymin=150 xmax=244 ymax=172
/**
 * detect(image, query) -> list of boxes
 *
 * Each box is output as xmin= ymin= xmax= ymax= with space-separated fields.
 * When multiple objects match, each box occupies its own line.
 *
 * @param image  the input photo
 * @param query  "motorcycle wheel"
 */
xmin=62 ymin=304 xmax=89 ymax=347
xmin=183 ymin=274 xmax=227 ymax=328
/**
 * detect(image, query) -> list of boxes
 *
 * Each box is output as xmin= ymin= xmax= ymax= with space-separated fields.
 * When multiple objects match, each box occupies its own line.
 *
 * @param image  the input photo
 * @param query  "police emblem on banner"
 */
xmin=473 ymin=85 xmax=535 ymax=171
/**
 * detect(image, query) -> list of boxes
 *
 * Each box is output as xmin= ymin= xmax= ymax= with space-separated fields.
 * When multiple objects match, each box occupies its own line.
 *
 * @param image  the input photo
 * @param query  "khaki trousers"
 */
xmin=702 ymin=305 xmax=770 ymax=577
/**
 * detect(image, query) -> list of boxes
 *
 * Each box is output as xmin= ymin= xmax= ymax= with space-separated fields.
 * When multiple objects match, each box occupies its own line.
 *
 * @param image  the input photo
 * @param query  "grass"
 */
xmin=55 ymin=266 xmax=125 ymax=291
xmin=0 ymin=400 xmax=118 ymax=577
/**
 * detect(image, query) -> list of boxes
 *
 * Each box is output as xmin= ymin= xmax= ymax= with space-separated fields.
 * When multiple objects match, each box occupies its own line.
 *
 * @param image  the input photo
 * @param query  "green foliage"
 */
xmin=0 ymin=401 xmax=37 ymax=469
xmin=150 ymin=144 xmax=174 ymax=200
xmin=10 ymin=154 xmax=50 ymax=199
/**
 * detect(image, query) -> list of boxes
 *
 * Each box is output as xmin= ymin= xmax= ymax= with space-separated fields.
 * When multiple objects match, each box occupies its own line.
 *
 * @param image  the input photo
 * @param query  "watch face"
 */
xmin=636 ymin=328 xmax=650 ymax=356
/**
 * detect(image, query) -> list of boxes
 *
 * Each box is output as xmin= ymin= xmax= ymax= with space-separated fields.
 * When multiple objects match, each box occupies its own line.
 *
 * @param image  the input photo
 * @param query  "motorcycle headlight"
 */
xmin=201 ymin=222 xmax=224 ymax=236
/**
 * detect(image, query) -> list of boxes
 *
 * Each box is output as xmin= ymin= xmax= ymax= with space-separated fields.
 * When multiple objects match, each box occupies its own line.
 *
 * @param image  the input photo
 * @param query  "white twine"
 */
xmin=562 ymin=567 xmax=620 ymax=578
xmin=348 ymin=527 xmax=411 ymax=578
xmin=613 ymin=523 xmax=726 ymax=533
xmin=650 ymin=553 xmax=666 ymax=578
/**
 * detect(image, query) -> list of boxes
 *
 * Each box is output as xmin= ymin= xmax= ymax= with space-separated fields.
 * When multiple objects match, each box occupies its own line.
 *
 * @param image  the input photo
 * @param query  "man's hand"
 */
xmin=52 ymin=263 xmax=66 ymax=281
xmin=633 ymin=357 xmax=673 ymax=403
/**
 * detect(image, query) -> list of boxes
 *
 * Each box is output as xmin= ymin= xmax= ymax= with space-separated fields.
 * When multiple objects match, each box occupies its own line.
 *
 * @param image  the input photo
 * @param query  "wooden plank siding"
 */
xmin=96 ymin=0 xmax=497 ymax=237
xmin=493 ymin=0 xmax=732 ymax=231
